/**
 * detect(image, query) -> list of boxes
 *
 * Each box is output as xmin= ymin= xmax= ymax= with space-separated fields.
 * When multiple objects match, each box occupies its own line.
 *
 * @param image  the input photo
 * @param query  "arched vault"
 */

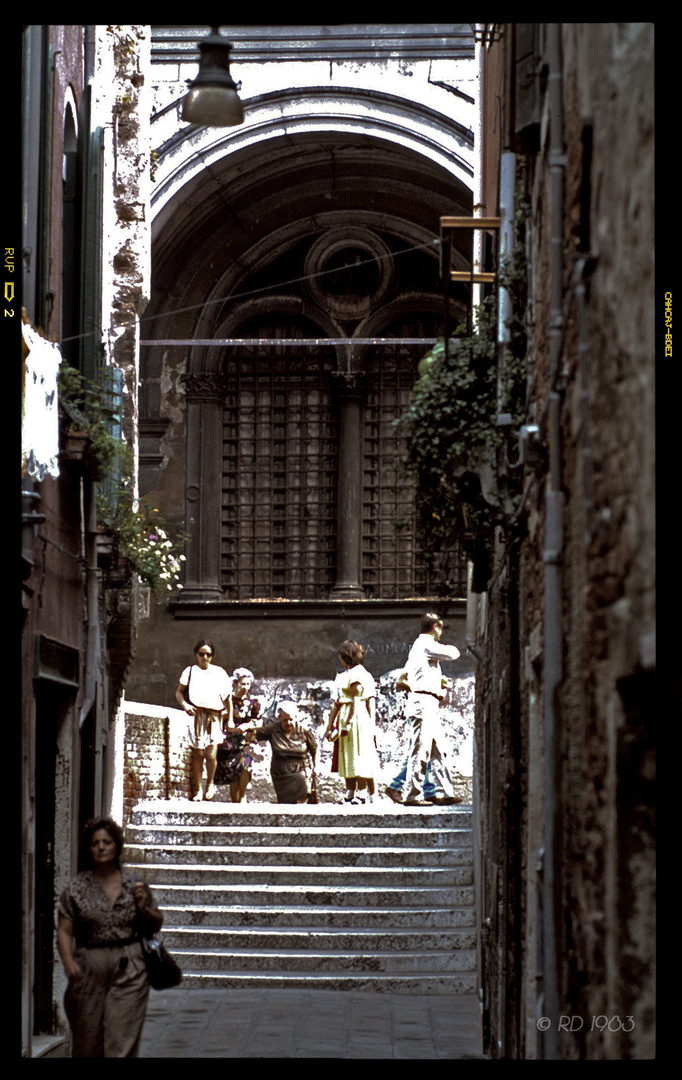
xmin=139 ymin=58 xmax=476 ymax=607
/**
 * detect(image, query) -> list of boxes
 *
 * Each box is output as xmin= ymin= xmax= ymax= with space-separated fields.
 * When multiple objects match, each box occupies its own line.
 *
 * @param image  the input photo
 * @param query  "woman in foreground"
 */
xmin=57 ymin=816 xmax=163 ymax=1057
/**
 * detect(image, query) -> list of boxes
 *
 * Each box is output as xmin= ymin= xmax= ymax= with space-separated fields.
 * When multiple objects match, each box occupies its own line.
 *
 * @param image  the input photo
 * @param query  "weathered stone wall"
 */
xmin=125 ymin=604 xmax=470 ymax=703
xmin=552 ymin=24 xmax=655 ymax=1059
xmin=475 ymin=22 xmax=655 ymax=1061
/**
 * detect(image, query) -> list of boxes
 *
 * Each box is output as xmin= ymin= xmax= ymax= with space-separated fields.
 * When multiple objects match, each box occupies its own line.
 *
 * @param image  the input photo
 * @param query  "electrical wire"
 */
xmin=58 ymin=236 xmax=445 ymax=348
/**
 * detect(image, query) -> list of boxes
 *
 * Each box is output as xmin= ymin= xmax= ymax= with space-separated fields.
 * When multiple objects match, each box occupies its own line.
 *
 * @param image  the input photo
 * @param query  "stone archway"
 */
xmin=131 ymin=26 xmax=476 ymax=705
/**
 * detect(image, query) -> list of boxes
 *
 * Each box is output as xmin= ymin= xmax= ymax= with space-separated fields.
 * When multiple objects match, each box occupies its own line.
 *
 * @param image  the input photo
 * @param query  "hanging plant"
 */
xmin=396 ymin=247 xmax=528 ymax=562
xmin=57 ymin=362 xmax=122 ymax=482
xmin=97 ymin=487 xmax=188 ymax=595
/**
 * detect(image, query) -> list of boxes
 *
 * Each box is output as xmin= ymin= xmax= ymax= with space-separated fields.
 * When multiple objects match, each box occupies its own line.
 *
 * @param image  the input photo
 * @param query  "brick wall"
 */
xmin=122 ymin=704 xmax=192 ymax=825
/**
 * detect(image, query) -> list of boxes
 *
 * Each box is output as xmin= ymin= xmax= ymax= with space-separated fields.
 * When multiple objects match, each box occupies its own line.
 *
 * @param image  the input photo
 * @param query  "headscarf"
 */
xmin=277 ymin=700 xmax=301 ymax=722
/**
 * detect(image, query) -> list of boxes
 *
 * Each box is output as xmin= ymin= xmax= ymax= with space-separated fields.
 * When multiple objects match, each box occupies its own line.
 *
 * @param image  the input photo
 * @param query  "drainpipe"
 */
xmin=80 ymin=474 xmax=107 ymax=814
xmin=467 ymin=35 xmax=486 ymax=663
xmin=541 ymin=22 xmax=566 ymax=1061
xmin=473 ymin=34 xmax=484 ymax=313
xmin=79 ymin=478 xmax=101 ymax=719
xmin=497 ymin=151 xmax=516 ymax=417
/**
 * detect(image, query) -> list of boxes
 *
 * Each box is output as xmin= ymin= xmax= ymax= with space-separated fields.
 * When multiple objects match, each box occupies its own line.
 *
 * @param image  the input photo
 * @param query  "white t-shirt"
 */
xmin=180 ymin=664 xmax=232 ymax=711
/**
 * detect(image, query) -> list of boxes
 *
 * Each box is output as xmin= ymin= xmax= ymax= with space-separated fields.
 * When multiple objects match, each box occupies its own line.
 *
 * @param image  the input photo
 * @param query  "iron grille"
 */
xmin=219 ymin=326 xmax=467 ymax=601
xmin=362 ymin=339 xmax=468 ymax=600
xmin=221 ymin=341 xmax=338 ymax=599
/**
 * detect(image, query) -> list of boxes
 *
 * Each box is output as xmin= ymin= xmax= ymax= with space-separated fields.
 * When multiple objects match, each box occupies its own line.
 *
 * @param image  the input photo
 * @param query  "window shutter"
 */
xmin=77 ymin=88 xmax=104 ymax=382
xmin=509 ymin=23 xmax=542 ymax=155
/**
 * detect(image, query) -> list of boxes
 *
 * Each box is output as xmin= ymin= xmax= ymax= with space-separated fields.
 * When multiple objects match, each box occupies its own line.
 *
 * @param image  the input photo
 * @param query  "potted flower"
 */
xmin=97 ymin=487 xmax=188 ymax=596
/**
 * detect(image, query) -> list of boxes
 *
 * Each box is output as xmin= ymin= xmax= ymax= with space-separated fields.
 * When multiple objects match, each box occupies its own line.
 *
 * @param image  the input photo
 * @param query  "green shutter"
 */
xmin=77 ymin=87 xmax=104 ymax=383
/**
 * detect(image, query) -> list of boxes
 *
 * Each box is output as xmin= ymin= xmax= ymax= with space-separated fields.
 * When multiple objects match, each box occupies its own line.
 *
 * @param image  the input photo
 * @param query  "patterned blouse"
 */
xmin=58 ymin=869 xmax=156 ymax=947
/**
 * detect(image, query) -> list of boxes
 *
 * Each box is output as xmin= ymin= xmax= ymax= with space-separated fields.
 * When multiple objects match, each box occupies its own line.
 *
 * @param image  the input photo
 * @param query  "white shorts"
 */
xmin=187 ymin=707 xmax=224 ymax=749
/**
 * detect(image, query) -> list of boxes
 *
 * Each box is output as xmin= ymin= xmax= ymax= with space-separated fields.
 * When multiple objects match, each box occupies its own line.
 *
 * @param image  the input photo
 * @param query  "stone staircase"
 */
xmin=124 ymin=800 xmax=477 ymax=993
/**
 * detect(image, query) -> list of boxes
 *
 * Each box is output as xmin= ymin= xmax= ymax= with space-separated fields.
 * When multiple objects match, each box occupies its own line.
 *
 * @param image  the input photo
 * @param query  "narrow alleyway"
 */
xmin=139 ymin=986 xmax=485 ymax=1058
xmin=131 ymin=798 xmax=485 ymax=1058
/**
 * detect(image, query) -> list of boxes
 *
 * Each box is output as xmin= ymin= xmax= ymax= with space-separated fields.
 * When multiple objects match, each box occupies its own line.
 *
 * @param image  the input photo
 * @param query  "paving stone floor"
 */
xmin=139 ymin=987 xmax=485 ymax=1059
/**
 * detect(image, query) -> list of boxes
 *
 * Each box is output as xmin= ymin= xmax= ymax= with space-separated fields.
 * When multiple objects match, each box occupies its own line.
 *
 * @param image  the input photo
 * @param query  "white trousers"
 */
xmin=404 ymin=693 xmax=455 ymax=802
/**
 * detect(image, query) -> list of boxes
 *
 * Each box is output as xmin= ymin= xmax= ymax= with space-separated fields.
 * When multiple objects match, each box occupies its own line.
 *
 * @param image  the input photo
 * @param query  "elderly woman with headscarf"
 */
xmin=245 ymin=700 xmax=317 ymax=804
xmin=215 ymin=667 xmax=262 ymax=802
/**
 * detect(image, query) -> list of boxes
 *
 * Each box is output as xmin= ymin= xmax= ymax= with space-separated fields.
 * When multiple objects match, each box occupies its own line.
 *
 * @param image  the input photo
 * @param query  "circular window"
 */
xmin=303 ymin=228 xmax=395 ymax=321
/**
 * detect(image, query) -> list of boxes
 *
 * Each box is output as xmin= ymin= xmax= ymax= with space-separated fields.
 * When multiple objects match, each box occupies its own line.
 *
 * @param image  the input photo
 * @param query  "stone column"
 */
xmin=332 ymin=371 xmax=364 ymax=598
xmin=180 ymin=372 xmax=225 ymax=601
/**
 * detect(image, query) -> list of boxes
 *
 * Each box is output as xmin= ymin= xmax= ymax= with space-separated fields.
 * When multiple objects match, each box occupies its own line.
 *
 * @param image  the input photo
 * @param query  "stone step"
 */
xmin=158 ymin=904 xmax=477 ymax=929
xmin=130 ymin=800 xmax=473 ymax=830
xmin=126 ymin=861 xmax=473 ymax=889
xmin=148 ymin=883 xmax=475 ymax=908
xmin=127 ymin=799 xmax=477 ymax=993
xmin=125 ymin=842 xmax=473 ymax=868
xmin=126 ymin=823 xmax=472 ymax=850
xmin=175 ymin=971 xmax=477 ymax=994
xmin=164 ymin=926 xmax=477 ymax=951
xmin=168 ymin=946 xmax=477 ymax=974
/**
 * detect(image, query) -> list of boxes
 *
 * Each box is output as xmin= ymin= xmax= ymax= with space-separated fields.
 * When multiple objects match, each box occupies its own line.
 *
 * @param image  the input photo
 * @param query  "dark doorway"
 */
xmin=33 ymin=684 xmax=72 ymax=1034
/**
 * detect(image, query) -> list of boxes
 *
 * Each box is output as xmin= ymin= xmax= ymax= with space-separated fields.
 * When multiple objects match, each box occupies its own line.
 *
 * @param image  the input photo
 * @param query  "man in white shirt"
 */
xmin=401 ymin=613 xmax=461 ymax=806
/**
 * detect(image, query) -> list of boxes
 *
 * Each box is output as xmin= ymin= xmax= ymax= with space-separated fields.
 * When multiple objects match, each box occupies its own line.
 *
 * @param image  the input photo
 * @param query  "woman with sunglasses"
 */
xmin=175 ymin=640 xmax=232 ymax=801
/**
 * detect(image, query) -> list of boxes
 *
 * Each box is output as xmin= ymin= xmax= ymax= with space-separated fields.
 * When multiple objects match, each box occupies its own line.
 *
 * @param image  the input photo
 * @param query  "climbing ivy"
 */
xmin=396 ymin=222 xmax=528 ymax=565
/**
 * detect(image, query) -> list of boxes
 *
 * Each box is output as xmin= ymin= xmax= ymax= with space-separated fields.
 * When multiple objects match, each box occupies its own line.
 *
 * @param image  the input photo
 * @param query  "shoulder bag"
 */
xmin=140 ymin=933 xmax=183 ymax=990
xmin=181 ymin=666 xmax=193 ymax=704
xmin=307 ymin=769 xmax=319 ymax=804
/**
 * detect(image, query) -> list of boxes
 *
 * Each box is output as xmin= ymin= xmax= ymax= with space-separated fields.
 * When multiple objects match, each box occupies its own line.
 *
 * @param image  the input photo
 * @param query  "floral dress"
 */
xmin=215 ymin=695 xmax=261 ymax=784
xmin=333 ymin=664 xmax=381 ymax=781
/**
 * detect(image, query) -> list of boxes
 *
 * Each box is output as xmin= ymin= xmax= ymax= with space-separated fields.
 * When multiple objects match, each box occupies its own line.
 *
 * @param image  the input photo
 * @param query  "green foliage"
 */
xmin=59 ymin=361 xmax=188 ymax=595
xmin=58 ymin=362 xmax=123 ymax=481
xmin=397 ymin=237 xmax=528 ymax=558
xmin=397 ymin=297 xmax=499 ymax=553
xmin=98 ymin=487 xmax=188 ymax=595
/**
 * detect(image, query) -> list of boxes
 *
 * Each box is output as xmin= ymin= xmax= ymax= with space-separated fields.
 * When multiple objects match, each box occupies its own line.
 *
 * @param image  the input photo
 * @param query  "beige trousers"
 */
xmin=64 ymin=941 xmax=150 ymax=1057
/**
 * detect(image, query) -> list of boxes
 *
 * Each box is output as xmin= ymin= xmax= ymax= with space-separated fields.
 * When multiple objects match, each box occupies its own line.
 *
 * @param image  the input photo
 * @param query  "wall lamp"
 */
xmin=182 ymin=26 xmax=244 ymax=127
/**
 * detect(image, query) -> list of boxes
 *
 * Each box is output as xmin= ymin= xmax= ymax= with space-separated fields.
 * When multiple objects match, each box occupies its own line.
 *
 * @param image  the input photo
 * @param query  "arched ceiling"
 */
xmin=147 ymin=128 xmax=473 ymax=339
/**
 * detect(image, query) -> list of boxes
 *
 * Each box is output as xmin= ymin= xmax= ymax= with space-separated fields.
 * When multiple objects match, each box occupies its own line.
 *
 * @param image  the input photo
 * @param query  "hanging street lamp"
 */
xmin=182 ymin=26 xmax=244 ymax=127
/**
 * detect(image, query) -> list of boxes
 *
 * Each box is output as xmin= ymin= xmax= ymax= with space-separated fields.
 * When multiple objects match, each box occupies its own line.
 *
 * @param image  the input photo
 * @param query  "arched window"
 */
xmin=60 ymin=101 xmax=78 ymax=364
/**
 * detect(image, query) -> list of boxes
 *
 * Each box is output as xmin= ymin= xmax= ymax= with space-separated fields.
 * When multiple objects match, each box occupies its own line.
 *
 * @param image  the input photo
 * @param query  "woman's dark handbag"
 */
xmin=181 ymin=667 xmax=193 ymax=704
xmin=307 ymin=770 xmax=319 ymax=804
xmin=140 ymin=934 xmax=183 ymax=990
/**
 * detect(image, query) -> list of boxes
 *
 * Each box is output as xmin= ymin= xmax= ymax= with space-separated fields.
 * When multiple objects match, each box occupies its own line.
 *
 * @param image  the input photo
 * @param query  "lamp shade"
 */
xmin=181 ymin=27 xmax=244 ymax=127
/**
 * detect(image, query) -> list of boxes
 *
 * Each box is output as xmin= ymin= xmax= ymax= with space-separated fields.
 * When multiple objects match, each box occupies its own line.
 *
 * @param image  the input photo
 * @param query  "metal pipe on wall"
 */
xmin=541 ymin=22 xmax=566 ymax=1062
